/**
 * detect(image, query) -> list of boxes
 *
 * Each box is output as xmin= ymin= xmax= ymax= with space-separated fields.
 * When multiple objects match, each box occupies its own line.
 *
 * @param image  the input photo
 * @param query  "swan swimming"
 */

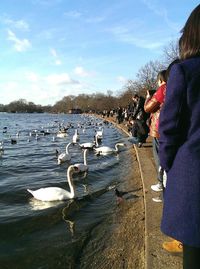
xmin=94 ymin=143 xmax=126 ymax=155
xmin=79 ymin=135 xmax=98 ymax=149
xmin=95 ymin=128 xmax=103 ymax=141
xmin=73 ymin=149 xmax=88 ymax=173
xmin=0 ymin=142 xmax=4 ymax=153
xmin=57 ymin=142 xmax=72 ymax=165
xmin=57 ymin=130 xmax=68 ymax=138
xmin=72 ymin=129 xmax=80 ymax=143
xmin=27 ymin=165 xmax=78 ymax=201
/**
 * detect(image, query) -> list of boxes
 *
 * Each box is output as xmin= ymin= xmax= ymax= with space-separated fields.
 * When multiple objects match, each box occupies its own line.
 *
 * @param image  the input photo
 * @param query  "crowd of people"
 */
xmin=102 ymin=4 xmax=200 ymax=268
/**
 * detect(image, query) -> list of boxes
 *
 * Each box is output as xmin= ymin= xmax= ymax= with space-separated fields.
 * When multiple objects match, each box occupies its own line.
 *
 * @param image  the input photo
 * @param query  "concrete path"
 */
xmin=134 ymin=138 xmax=182 ymax=269
xmin=114 ymin=120 xmax=182 ymax=269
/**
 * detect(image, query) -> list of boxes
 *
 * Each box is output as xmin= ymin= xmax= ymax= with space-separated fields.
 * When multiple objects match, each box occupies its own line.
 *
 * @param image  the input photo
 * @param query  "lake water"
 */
xmin=0 ymin=113 xmax=134 ymax=269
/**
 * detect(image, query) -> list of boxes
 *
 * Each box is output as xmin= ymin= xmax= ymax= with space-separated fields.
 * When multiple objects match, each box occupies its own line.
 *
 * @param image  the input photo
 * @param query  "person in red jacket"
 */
xmin=144 ymin=70 xmax=167 ymax=202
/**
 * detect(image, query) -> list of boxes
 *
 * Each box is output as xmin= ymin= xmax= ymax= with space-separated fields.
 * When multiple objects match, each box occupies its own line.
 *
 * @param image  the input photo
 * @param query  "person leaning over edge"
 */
xmin=158 ymin=4 xmax=200 ymax=269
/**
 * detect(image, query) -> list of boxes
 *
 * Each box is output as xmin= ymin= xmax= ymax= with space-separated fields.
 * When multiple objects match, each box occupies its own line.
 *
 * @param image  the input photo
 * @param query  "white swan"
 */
xmin=95 ymin=129 xmax=103 ymax=141
xmin=79 ymin=135 xmax=98 ymax=149
xmin=0 ymin=142 xmax=4 ymax=152
xmin=27 ymin=165 xmax=78 ymax=201
xmin=73 ymin=149 xmax=88 ymax=173
xmin=0 ymin=142 xmax=4 ymax=155
xmin=57 ymin=130 xmax=68 ymax=138
xmin=57 ymin=142 xmax=72 ymax=164
xmin=72 ymin=129 xmax=80 ymax=143
xmin=94 ymin=143 xmax=126 ymax=155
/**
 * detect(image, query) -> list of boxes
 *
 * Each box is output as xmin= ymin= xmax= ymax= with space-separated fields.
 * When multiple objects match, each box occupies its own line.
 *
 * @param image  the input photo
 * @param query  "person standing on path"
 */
xmin=159 ymin=4 xmax=200 ymax=268
xmin=144 ymin=70 xmax=167 ymax=202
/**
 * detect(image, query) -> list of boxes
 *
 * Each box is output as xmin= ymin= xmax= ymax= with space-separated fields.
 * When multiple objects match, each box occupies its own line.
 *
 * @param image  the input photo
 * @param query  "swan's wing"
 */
xmin=57 ymin=133 xmax=68 ymax=137
xmin=96 ymin=146 xmax=113 ymax=152
xmin=80 ymin=143 xmax=93 ymax=148
xmin=27 ymin=187 xmax=72 ymax=201
xmin=58 ymin=152 xmax=65 ymax=159
xmin=58 ymin=153 xmax=71 ymax=162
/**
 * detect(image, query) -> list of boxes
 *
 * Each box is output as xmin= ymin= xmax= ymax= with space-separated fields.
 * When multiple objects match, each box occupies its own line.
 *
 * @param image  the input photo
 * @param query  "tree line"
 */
xmin=0 ymin=41 xmax=178 ymax=114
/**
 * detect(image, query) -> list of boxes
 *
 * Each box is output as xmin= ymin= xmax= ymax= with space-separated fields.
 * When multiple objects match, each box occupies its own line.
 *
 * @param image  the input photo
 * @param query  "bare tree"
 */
xmin=135 ymin=60 xmax=164 ymax=95
xmin=163 ymin=39 xmax=179 ymax=66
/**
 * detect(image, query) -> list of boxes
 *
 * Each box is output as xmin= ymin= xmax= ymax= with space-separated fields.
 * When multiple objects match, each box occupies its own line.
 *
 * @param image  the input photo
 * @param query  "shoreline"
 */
xmin=79 ymin=115 xmax=145 ymax=268
xmin=87 ymin=114 xmax=182 ymax=269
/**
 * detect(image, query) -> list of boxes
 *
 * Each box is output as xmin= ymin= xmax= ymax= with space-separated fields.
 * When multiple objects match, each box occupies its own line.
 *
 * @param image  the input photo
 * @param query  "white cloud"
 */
xmin=107 ymin=25 xmax=164 ymax=49
xmin=0 ymin=81 xmax=20 ymax=104
xmin=25 ymin=71 xmax=39 ymax=82
xmin=141 ymin=0 xmax=180 ymax=31
xmin=116 ymin=76 xmax=127 ymax=84
xmin=32 ymin=0 xmax=62 ymax=6
xmin=4 ymin=18 xmax=29 ymax=31
xmin=7 ymin=29 xmax=31 ymax=52
xmin=64 ymin=10 xmax=82 ymax=18
xmin=86 ymin=16 xmax=105 ymax=23
xmin=55 ymin=59 xmax=62 ymax=65
xmin=50 ymin=48 xmax=57 ymax=57
xmin=0 ymin=71 xmax=83 ymax=105
xmin=45 ymin=73 xmax=79 ymax=85
xmin=74 ymin=66 xmax=91 ymax=77
xmin=50 ymin=48 xmax=62 ymax=65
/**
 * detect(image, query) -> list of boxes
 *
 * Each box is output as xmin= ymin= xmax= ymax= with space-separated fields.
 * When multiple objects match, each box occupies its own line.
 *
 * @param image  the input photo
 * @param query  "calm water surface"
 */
xmin=0 ymin=113 xmax=133 ymax=269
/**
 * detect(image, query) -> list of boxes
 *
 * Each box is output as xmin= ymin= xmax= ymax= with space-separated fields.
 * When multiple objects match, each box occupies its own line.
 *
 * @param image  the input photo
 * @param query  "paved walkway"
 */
xmin=114 ymin=121 xmax=183 ymax=269
xmin=134 ymin=138 xmax=182 ymax=269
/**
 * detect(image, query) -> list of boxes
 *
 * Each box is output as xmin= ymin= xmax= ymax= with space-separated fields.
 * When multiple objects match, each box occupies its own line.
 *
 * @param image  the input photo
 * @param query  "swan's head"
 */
xmin=68 ymin=165 xmax=79 ymax=173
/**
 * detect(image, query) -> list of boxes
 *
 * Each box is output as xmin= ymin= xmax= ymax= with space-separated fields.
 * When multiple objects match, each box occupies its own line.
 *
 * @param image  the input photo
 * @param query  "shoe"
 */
xmin=137 ymin=142 xmax=143 ymax=148
xmin=151 ymin=182 xmax=163 ymax=192
xmin=162 ymin=240 xmax=183 ymax=253
xmin=152 ymin=196 xmax=162 ymax=202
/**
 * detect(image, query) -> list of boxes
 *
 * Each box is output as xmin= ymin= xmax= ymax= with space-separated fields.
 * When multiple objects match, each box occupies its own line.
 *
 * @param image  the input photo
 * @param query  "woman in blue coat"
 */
xmin=159 ymin=4 xmax=200 ymax=268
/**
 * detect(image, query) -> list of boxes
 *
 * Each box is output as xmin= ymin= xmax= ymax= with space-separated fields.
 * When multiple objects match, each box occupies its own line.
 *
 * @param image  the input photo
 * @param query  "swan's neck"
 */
xmin=115 ymin=143 xmax=120 ymax=152
xmin=66 ymin=143 xmax=71 ymax=154
xmin=83 ymin=150 xmax=87 ymax=165
xmin=95 ymin=135 xmax=99 ymax=147
xmin=67 ymin=168 xmax=75 ymax=197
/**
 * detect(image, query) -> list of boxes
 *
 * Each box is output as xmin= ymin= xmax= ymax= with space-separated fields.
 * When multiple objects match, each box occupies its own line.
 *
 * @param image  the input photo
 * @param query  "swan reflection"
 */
xmin=29 ymin=198 xmax=64 ymax=210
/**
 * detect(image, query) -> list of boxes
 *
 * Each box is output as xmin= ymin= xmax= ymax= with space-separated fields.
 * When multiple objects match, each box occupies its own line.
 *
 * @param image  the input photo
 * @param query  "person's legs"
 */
xmin=152 ymin=137 xmax=160 ymax=174
xmin=151 ymin=137 xmax=163 ymax=189
xmin=183 ymin=245 xmax=200 ymax=269
xmin=151 ymin=137 xmax=163 ymax=201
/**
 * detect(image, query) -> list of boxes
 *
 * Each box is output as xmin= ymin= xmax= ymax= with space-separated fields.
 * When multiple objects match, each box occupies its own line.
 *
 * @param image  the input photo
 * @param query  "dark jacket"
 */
xmin=159 ymin=57 xmax=200 ymax=247
xmin=130 ymin=119 xmax=149 ymax=143
xmin=132 ymin=96 xmax=148 ymax=121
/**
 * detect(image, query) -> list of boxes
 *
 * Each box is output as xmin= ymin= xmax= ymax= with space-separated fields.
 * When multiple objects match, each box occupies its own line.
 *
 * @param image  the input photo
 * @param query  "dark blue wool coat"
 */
xmin=159 ymin=57 xmax=200 ymax=247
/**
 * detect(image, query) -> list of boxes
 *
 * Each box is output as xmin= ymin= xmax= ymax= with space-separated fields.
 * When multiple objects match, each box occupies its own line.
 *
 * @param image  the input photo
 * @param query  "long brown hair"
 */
xmin=179 ymin=4 xmax=200 ymax=60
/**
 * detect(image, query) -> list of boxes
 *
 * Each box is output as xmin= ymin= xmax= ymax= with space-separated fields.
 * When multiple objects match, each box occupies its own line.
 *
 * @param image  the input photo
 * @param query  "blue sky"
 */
xmin=0 ymin=0 xmax=199 ymax=105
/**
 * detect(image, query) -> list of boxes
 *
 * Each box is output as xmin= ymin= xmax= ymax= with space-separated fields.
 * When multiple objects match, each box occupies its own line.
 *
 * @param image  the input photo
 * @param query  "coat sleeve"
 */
xmin=144 ymin=86 xmax=165 ymax=113
xmin=144 ymin=96 xmax=160 ymax=113
xmin=158 ymin=64 xmax=186 ymax=172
